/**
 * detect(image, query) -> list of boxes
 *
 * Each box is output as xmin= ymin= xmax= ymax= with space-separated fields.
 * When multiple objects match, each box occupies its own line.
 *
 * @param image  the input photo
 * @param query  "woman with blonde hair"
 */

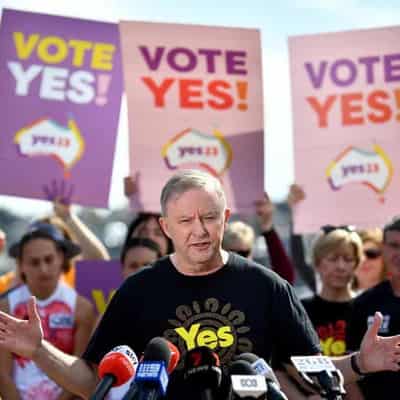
xmin=302 ymin=226 xmax=363 ymax=357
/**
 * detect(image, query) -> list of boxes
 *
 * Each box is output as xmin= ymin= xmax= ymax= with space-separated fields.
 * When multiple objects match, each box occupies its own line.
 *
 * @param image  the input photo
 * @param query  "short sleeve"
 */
xmin=272 ymin=281 xmax=320 ymax=363
xmin=346 ymin=299 xmax=367 ymax=352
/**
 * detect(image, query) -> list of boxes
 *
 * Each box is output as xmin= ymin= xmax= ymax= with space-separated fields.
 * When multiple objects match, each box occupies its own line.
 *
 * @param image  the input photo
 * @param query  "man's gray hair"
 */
xmin=160 ymin=169 xmax=226 ymax=216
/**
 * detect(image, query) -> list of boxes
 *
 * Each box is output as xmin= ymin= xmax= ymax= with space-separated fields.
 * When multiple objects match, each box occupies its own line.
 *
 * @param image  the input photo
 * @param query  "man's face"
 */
xmin=19 ymin=238 xmax=64 ymax=299
xmin=383 ymin=230 xmax=400 ymax=282
xmin=160 ymin=188 xmax=230 ymax=271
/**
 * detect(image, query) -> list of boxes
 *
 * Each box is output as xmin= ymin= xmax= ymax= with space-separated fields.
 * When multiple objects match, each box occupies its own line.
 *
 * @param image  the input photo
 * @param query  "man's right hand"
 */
xmin=0 ymin=296 xmax=43 ymax=359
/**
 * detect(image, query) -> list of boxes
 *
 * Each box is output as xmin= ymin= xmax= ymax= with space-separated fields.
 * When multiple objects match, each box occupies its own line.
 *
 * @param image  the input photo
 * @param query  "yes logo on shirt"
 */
xmin=163 ymin=297 xmax=253 ymax=366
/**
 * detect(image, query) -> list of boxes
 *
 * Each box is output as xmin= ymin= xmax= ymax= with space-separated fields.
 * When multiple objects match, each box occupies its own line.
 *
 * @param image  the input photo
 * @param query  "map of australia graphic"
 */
xmin=14 ymin=116 xmax=85 ymax=178
xmin=326 ymin=144 xmax=393 ymax=195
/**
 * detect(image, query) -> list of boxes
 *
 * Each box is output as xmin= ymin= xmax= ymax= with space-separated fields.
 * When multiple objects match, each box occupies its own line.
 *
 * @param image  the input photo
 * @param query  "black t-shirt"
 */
xmin=83 ymin=253 xmax=319 ymax=399
xmin=302 ymin=295 xmax=352 ymax=356
xmin=346 ymin=280 xmax=400 ymax=400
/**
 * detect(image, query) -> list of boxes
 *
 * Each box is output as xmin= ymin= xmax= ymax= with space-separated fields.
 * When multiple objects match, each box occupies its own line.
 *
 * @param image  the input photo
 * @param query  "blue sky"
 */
xmin=1 ymin=0 xmax=399 ymax=216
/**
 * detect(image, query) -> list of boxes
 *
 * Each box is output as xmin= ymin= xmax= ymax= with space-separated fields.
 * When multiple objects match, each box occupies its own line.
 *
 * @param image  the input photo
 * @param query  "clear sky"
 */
xmin=1 ymin=0 xmax=399 ymax=217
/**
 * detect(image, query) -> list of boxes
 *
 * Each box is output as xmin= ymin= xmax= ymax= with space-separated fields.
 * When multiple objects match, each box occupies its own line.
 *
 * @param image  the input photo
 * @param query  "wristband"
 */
xmin=351 ymin=352 xmax=367 ymax=377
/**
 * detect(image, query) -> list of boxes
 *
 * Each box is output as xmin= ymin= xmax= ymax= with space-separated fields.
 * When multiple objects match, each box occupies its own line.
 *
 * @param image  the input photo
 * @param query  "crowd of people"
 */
xmin=0 ymin=169 xmax=399 ymax=400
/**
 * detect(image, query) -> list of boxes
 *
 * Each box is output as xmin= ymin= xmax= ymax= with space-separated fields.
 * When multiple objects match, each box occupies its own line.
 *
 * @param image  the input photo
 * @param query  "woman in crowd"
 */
xmin=123 ymin=212 xmax=174 ymax=257
xmin=302 ymin=226 xmax=363 ymax=356
xmin=353 ymin=228 xmax=386 ymax=292
xmin=0 ymin=199 xmax=110 ymax=295
xmin=277 ymin=226 xmax=364 ymax=399
xmin=120 ymin=237 xmax=162 ymax=280
xmin=0 ymin=222 xmax=95 ymax=399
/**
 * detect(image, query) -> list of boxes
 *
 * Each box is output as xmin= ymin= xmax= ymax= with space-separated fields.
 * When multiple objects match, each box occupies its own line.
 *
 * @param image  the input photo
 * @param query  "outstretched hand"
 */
xmin=0 ymin=297 xmax=43 ymax=359
xmin=359 ymin=312 xmax=400 ymax=373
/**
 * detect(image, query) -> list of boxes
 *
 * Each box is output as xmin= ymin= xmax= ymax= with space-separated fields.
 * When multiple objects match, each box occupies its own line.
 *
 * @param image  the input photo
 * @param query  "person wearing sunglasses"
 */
xmin=352 ymin=228 xmax=385 ymax=293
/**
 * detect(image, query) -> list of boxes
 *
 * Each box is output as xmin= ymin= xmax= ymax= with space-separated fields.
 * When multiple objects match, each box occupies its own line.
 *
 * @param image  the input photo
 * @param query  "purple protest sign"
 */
xmin=0 ymin=9 xmax=123 ymax=207
xmin=75 ymin=260 xmax=122 ymax=315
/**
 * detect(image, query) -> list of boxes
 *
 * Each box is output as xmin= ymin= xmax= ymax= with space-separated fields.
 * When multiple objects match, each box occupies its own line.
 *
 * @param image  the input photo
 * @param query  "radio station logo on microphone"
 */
xmin=326 ymin=143 xmax=393 ymax=200
xmin=162 ymin=128 xmax=232 ymax=178
xmin=163 ymin=297 xmax=253 ymax=367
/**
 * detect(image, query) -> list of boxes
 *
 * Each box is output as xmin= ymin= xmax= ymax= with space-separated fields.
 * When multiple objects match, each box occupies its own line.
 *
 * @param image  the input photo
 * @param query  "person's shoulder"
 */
xmin=353 ymin=280 xmax=390 ymax=306
xmin=76 ymin=294 xmax=95 ymax=316
xmin=301 ymin=295 xmax=318 ymax=306
xmin=120 ymin=256 xmax=172 ymax=288
xmin=227 ymin=252 xmax=289 ymax=288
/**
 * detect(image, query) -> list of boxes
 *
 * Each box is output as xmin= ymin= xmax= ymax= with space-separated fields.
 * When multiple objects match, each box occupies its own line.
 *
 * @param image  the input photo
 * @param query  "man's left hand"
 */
xmin=359 ymin=311 xmax=400 ymax=373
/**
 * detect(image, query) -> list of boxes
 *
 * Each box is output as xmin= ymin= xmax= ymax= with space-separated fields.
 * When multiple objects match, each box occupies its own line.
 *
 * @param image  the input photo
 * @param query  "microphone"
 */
xmin=291 ymin=355 xmax=345 ymax=400
xmin=90 ymin=345 xmax=138 ymax=400
xmin=228 ymin=360 xmax=267 ymax=400
xmin=234 ymin=353 xmax=288 ymax=400
xmin=183 ymin=346 xmax=222 ymax=400
xmin=166 ymin=340 xmax=180 ymax=374
xmin=122 ymin=337 xmax=176 ymax=400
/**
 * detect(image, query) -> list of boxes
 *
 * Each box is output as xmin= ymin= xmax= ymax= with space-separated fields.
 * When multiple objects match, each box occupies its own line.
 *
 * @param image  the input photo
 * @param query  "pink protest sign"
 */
xmin=0 ymin=9 xmax=123 ymax=207
xmin=119 ymin=21 xmax=264 ymax=213
xmin=289 ymin=26 xmax=400 ymax=233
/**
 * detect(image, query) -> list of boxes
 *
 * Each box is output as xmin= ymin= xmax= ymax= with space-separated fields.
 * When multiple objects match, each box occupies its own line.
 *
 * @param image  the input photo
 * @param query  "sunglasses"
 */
xmin=321 ymin=225 xmax=356 ymax=234
xmin=364 ymin=249 xmax=382 ymax=259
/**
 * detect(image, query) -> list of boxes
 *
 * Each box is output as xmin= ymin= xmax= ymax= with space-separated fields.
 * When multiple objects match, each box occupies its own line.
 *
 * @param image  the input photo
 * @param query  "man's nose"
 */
xmin=38 ymin=262 xmax=51 ymax=274
xmin=193 ymin=217 xmax=207 ymax=235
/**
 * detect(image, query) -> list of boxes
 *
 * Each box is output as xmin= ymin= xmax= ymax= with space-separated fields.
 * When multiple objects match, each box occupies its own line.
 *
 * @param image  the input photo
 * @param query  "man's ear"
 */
xmin=159 ymin=216 xmax=171 ymax=239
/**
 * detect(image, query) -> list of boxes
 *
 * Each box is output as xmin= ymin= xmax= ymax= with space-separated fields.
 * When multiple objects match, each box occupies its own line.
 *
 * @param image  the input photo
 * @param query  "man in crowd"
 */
xmin=347 ymin=216 xmax=400 ymax=399
xmin=0 ymin=170 xmax=399 ymax=399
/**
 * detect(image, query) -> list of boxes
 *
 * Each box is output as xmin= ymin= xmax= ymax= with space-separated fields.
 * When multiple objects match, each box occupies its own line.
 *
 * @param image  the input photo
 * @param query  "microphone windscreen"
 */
xmin=228 ymin=360 xmax=257 ymax=376
xmin=166 ymin=340 xmax=180 ymax=373
xmin=98 ymin=346 xmax=137 ymax=387
xmin=143 ymin=337 xmax=171 ymax=365
xmin=184 ymin=346 xmax=220 ymax=369
xmin=234 ymin=352 xmax=258 ymax=364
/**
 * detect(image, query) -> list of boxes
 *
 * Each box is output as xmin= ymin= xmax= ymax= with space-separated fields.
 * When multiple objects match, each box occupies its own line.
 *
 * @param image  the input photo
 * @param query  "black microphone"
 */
xmin=228 ymin=360 xmax=267 ymax=400
xmin=121 ymin=337 xmax=173 ymax=400
xmin=90 ymin=345 xmax=138 ymax=400
xmin=234 ymin=353 xmax=288 ymax=400
xmin=183 ymin=346 xmax=222 ymax=400
xmin=291 ymin=355 xmax=345 ymax=400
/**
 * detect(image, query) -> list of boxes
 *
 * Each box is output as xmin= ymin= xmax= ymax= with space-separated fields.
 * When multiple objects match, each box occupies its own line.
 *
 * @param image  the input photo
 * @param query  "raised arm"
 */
xmin=255 ymin=192 xmax=295 ymax=283
xmin=0 ymin=296 xmax=98 ymax=399
xmin=287 ymin=184 xmax=317 ymax=292
xmin=53 ymin=200 xmax=110 ymax=260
